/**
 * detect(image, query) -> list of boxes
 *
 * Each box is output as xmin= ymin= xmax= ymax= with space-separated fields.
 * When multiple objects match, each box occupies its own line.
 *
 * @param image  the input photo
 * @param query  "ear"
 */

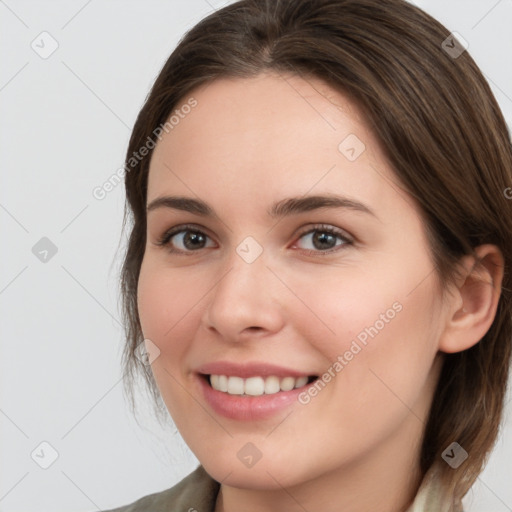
xmin=438 ymin=244 xmax=504 ymax=354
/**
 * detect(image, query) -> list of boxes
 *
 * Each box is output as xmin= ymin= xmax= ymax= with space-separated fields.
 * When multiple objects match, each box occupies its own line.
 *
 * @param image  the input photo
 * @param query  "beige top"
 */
xmin=406 ymin=466 xmax=464 ymax=512
xmin=101 ymin=464 xmax=464 ymax=512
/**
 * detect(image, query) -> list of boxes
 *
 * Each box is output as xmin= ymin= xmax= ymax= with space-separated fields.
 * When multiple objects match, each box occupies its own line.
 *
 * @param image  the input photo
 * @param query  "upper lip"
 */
xmin=195 ymin=361 xmax=316 ymax=379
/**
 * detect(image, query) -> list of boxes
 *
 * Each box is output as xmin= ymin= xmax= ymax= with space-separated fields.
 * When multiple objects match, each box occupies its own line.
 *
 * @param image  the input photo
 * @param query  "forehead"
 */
xmin=146 ymin=71 xmax=410 ymax=217
xmin=151 ymin=71 xmax=367 ymax=163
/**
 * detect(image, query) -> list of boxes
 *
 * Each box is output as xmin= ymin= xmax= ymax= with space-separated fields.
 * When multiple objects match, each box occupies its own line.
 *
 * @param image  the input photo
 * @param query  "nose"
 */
xmin=201 ymin=248 xmax=286 ymax=343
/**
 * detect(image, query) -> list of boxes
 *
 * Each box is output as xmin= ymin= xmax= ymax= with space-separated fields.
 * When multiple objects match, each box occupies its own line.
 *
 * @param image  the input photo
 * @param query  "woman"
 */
xmin=111 ymin=0 xmax=512 ymax=510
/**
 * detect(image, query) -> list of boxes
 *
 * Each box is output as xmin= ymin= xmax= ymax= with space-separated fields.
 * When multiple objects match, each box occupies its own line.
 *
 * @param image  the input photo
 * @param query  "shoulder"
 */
xmin=102 ymin=465 xmax=220 ymax=512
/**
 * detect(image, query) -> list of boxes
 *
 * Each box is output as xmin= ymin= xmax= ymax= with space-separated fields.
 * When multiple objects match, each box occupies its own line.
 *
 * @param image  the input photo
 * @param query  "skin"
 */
xmin=137 ymin=71 xmax=503 ymax=512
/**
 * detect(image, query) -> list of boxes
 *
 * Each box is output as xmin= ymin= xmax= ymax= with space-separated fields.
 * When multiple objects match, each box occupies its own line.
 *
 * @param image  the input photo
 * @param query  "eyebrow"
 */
xmin=268 ymin=195 xmax=375 ymax=218
xmin=146 ymin=194 xmax=376 ymax=218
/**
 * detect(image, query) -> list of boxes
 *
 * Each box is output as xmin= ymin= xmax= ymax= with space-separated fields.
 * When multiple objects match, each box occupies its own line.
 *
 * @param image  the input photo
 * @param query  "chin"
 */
xmin=200 ymin=454 xmax=308 ymax=490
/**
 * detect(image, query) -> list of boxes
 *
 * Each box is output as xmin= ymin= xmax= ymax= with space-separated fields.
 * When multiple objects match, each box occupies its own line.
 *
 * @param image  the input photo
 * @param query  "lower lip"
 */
xmin=197 ymin=374 xmax=314 ymax=421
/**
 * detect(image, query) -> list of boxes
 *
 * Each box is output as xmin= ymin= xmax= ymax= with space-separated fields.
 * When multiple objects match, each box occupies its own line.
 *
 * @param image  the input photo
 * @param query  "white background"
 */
xmin=1 ymin=1 xmax=511 ymax=511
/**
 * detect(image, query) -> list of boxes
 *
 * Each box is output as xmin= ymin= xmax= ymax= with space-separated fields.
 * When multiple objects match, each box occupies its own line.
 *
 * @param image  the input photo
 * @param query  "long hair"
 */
xmin=118 ymin=0 xmax=512 ymax=504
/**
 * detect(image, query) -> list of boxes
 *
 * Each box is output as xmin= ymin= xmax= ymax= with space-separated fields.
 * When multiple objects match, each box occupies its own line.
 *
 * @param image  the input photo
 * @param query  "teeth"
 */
xmin=209 ymin=374 xmax=310 ymax=396
xmin=264 ymin=376 xmax=280 ymax=394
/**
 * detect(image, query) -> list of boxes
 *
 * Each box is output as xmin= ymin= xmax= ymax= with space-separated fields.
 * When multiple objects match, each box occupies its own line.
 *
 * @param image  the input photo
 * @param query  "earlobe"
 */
xmin=438 ymin=244 xmax=504 ymax=354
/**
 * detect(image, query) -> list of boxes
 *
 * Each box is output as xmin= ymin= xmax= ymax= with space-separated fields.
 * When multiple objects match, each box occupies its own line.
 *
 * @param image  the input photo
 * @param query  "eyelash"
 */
xmin=155 ymin=223 xmax=353 ymax=256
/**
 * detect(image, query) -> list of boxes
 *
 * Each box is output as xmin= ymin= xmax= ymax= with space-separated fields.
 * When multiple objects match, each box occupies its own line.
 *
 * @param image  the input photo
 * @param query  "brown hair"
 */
xmin=118 ymin=0 xmax=512 ymax=504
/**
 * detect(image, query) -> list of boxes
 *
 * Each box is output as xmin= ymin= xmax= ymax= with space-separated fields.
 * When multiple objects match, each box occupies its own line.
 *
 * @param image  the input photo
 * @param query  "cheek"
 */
xmin=285 ymin=252 xmax=440 ymax=424
xmin=137 ymin=260 xmax=202 ymax=364
xmin=278 ymin=258 xmax=435 ymax=358
xmin=137 ymin=260 xmax=207 ymax=419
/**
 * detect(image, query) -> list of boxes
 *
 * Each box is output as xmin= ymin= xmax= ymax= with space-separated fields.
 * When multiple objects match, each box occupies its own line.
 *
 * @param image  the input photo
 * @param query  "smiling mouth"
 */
xmin=200 ymin=373 xmax=318 ymax=396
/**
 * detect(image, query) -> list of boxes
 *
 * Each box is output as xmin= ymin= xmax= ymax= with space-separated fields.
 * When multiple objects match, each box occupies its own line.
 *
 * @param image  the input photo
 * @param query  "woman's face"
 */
xmin=137 ymin=72 xmax=448 ymax=489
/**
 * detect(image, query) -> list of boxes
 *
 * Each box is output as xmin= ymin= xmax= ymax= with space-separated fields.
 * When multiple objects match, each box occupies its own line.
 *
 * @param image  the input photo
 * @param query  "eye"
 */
xmin=293 ymin=224 xmax=352 ymax=253
xmin=156 ymin=224 xmax=216 ymax=253
xmin=155 ymin=223 xmax=352 ymax=255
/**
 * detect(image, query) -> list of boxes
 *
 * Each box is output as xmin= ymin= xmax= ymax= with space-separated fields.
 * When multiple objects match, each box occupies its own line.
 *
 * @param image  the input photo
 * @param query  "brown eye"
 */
xmin=311 ymin=231 xmax=338 ymax=250
xmin=295 ymin=225 xmax=352 ymax=253
xmin=180 ymin=231 xmax=208 ymax=250
xmin=157 ymin=226 xmax=215 ymax=253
